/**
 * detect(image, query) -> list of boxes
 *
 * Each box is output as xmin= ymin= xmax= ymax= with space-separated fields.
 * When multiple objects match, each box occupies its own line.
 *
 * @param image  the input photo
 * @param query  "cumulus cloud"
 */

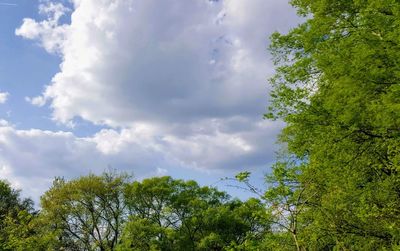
xmin=0 ymin=122 xmax=176 ymax=201
xmin=15 ymin=1 xmax=69 ymax=53
xmin=0 ymin=92 xmax=9 ymax=104
xmin=18 ymin=0 xmax=298 ymax=126
xmin=13 ymin=0 xmax=299 ymax=199
xmin=0 ymin=119 xmax=281 ymax=201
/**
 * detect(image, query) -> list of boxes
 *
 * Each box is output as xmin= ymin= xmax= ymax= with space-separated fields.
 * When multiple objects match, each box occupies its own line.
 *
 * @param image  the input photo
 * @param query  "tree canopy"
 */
xmin=0 ymin=174 xmax=274 ymax=251
xmin=266 ymin=0 xmax=400 ymax=249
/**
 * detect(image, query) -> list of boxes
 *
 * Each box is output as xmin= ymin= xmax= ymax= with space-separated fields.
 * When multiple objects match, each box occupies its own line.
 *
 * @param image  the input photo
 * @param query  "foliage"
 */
xmin=263 ymin=160 xmax=307 ymax=251
xmin=119 ymin=176 xmax=271 ymax=250
xmin=40 ymin=172 xmax=131 ymax=251
xmin=0 ymin=179 xmax=36 ymax=250
xmin=1 ymin=210 xmax=59 ymax=251
xmin=267 ymin=0 xmax=400 ymax=249
xmin=0 ymin=174 xmax=274 ymax=250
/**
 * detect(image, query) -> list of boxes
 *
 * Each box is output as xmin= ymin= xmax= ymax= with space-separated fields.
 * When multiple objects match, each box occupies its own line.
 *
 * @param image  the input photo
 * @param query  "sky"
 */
xmin=0 ymin=0 xmax=299 ymax=202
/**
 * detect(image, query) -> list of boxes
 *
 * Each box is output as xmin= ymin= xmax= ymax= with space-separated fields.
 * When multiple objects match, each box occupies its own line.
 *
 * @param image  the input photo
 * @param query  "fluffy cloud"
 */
xmin=19 ymin=0 xmax=298 ymax=126
xmin=0 ymin=92 xmax=9 ymax=104
xmin=15 ymin=1 xmax=69 ymax=53
xmin=0 ymin=122 xmax=176 ymax=201
xmin=0 ymin=119 xmax=281 ymax=201
xmin=13 ymin=0 xmax=299 ymax=199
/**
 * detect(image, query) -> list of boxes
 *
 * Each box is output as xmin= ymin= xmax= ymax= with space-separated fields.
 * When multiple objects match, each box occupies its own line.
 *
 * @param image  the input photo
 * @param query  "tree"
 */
xmin=1 ymin=209 xmax=59 ymax=251
xmin=121 ymin=176 xmax=230 ymax=250
xmin=119 ymin=176 xmax=271 ymax=251
xmin=0 ymin=179 xmax=36 ymax=250
xmin=233 ymin=160 xmax=311 ymax=251
xmin=40 ymin=172 xmax=130 ymax=250
xmin=0 ymin=179 xmax=33 ymax=222
xmin=267 ymin=0 xmax=400 ymax=249
xmin=263 ymin=160 xmax=307 ymax=251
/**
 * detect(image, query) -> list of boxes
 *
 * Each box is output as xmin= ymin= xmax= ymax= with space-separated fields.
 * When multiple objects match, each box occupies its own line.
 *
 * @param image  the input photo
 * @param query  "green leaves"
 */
xmin=120 ymin=176 xmax=272 ymax=251
xmin=0 ymin=174 xmax=270 ymax=251
xmin=235 ymin=171 xmax=251 ymax=182
xmin=40 ymin=172 xmax=131 ymax=250
xmin=267 ymin=0 xmax=400 ymax=249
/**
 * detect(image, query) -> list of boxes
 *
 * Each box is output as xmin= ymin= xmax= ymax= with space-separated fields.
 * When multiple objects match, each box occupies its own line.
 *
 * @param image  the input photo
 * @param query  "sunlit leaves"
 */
xmin=267 ymin=0 xmax=400 ymax=249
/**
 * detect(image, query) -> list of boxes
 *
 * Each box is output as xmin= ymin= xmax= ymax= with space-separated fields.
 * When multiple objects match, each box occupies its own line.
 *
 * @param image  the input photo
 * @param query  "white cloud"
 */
xmin=0 ymin=92 xmax=9 ymax=104
xmin=18 ymin=0 xmax=298 ymax=126
xmin=0 ymin=122 xmax=175 ymax=201
xmin=13 ymin=0 xmax=300 ymax=199
xmin=25 ymin=96 xmax=47 ymax=107
xmin=89 ymin=118 xmax=282 ymax=171
xmin=15 ymin=1 xmax=69 ymax=53
xmin=0 ymin=119 xmax=281 ymax=201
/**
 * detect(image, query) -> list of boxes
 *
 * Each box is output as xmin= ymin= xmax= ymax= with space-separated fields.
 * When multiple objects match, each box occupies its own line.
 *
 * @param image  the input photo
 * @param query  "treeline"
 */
xmin=0 ymin=174 xmax=277 ymax=250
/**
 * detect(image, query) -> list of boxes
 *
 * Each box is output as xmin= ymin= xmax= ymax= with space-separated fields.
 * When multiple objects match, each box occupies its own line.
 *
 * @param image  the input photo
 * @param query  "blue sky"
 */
xmin=0 ymin=0 xmax=299 ymax=202
xmin=0 ymin=0 xmax=56 ymax=128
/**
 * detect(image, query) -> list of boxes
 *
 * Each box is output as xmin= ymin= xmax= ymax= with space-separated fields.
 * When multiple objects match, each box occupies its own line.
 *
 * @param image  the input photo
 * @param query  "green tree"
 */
xmin=0 ymin=179 xmax=33 ymax=223
xmin=121 ymin=176 xmax=228 ymax=250
xmin=40 ymin=173 xmax=130 ymax=251
xmin=263 ymin=160 xmax=307 ymax=251
xmin=119 ymin=176 xmax=271 ymax=251
xmin=233 ymin=161 xmax=311 ymax=251
xmin=1 ymin=210 xmax=59 ymax=251
xmin=0 ymin=179 xmax=36 ymax=250
xmin=267 ymin=0 xmax=400 ymax=249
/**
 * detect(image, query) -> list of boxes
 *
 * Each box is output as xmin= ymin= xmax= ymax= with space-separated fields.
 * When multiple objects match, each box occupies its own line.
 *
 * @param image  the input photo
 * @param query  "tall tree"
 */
xmin=0 ymin=179 xmax=33 ymax=222
xmin=0 ymin=179 xmax=35 ymax=250
xmin=40 ymin=173 xmax=130 ymax=250
xmin=119 ymin=176 xmax=271 ymax=251
xmin=267 ymin=0 xmax=400 ymax=249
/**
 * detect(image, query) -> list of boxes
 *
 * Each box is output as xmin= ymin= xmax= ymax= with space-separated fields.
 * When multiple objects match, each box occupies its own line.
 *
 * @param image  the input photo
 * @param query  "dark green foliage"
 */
xmin=0 ymin=180 xmax=37 ymax=251
xmin=0 ymin=174 xmax=273 ymax=250
xmin=119 ymin=176 xmax=271 ymax=251
xmin=40 ymin=173 xmax=130 ymax=251
xmin=0 ymin=179 xmax=33 ymax=222
xmin=267 ymin=0 xmax=400 ymax=249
